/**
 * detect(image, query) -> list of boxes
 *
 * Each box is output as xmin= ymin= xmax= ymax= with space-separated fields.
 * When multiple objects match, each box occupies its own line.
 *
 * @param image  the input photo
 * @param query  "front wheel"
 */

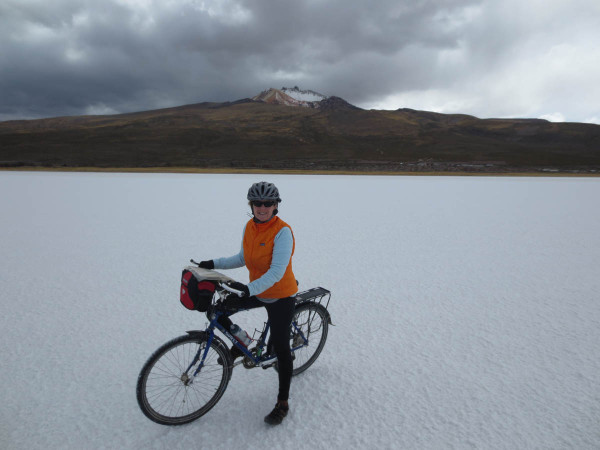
xmin=290 ymin=302 xmax=330 ymax=375
xmin=136 ymin=334 xmax=231 ymax=425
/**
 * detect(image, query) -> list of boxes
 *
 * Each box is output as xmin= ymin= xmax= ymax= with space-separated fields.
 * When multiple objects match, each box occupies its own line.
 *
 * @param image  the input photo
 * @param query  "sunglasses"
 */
xmin=252 ymin=200 xmax=276 ymax=207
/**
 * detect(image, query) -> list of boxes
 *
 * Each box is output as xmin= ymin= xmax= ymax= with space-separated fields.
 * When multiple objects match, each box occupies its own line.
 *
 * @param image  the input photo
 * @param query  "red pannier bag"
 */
xmin=180 ymin=269 xmax=216 ymax=311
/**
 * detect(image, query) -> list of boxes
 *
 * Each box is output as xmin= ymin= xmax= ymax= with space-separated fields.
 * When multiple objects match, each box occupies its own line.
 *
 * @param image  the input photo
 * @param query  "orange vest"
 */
xmin=243 ymin=216 xmax=297 ymax=299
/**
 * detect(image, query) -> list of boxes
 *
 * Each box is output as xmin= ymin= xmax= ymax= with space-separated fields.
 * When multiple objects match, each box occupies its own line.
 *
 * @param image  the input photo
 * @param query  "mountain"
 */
xmin=1 ymin=89 xmax=599 ymax=173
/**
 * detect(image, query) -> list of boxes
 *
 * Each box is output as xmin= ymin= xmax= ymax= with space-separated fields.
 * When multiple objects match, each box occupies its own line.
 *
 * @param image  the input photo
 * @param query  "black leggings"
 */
xmin=217 ymin=296 xmax=295 ymax=402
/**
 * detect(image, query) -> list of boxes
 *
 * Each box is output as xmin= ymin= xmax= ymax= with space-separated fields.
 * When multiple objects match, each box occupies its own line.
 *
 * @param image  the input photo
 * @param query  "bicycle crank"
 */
xmin=242 ymin=347 xmax=259 ymax=369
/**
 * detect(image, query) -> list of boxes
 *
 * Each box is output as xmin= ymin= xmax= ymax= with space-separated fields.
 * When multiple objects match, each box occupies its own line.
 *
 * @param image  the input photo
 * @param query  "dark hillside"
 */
xmin=1 ymin=98 xmax=599 ymax=173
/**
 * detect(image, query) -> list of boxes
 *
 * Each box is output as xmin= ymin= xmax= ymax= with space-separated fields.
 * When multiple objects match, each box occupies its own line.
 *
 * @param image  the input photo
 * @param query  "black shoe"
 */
xmin=264 ymin=402 xmax=289 ymax=425
xmin=218 ymin=345 xmax=245 ymax=366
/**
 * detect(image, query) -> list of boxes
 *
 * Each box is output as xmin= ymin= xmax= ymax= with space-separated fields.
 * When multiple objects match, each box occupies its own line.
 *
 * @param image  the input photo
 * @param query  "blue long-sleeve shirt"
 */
xmin=213 ymin=224 xmax=294 ymax=302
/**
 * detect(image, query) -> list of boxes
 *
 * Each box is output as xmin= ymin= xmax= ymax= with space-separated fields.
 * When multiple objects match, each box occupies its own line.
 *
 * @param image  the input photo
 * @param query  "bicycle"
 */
xmin=136 ymin=262 xmax=332 ymax=425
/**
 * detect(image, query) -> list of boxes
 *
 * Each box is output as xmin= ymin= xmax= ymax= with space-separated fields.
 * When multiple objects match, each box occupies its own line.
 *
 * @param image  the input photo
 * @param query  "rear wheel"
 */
xmin=289 ymin=302 xmax=329 ymax=375
xmin=136 ymin=334 xmax=231 ymax=425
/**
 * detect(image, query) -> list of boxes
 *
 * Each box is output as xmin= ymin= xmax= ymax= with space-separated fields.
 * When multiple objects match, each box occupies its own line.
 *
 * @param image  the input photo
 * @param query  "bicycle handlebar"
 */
xmin=219 ymin=282 xmax=245 ymax=297
xmin=189 ymin=259 xmax=243 ymax=297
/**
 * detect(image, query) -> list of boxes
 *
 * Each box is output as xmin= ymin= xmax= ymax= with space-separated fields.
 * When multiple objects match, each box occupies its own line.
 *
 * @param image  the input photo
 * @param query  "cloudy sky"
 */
xmin=1 ymin=0 xmax=599 ymax=123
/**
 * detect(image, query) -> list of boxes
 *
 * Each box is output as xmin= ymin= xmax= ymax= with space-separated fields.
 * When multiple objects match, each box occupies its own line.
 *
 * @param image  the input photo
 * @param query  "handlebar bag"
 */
xmin=180 ymin=269 xmax=215 ymax=311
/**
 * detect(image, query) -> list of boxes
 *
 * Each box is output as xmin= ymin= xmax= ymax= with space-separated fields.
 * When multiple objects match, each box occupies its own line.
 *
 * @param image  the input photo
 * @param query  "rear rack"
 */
xmin=294 ymin=287 xmax=331 ymax=310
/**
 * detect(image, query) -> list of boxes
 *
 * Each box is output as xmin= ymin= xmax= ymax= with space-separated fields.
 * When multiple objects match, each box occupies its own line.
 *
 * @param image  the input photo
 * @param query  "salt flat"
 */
xmin=1 ymin=172 xmax=599 ymax=449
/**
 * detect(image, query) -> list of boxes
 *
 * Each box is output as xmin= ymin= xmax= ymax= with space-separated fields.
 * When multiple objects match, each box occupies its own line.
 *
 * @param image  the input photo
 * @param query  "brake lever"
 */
xmin=220 ymin=282 xmax=245 ymax=297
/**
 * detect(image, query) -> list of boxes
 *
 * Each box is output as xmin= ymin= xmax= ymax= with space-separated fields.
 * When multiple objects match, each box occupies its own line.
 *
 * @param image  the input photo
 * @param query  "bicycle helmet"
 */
xmin=247 ymin=181 xmax=282 ymax=203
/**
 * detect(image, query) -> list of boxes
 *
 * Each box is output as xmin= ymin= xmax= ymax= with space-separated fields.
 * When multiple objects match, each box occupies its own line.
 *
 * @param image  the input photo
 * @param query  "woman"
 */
xmin=198 ymin=181 xmax=297 ymax=425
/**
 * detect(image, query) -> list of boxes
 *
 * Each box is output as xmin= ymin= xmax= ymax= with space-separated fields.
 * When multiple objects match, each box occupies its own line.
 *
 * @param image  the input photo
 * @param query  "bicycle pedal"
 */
xmin=261 ymin=362 xmax=276 ymax=370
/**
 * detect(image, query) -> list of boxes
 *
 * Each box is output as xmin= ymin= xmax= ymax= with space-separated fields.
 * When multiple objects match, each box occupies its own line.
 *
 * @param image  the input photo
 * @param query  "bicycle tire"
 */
xmin=289 ymin=302 xmax=329 ymax=376
xmin=136 ymin=333 xmax=231 ymax=425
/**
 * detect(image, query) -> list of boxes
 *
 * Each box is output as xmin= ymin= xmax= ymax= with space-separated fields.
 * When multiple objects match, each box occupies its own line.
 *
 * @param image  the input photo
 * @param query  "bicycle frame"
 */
xmin=185 ymin=305 xmax=313 ymax=384
xmin=211 ymin=309 xmax=278 ymax=367
xmin=179 ymin=266 xmax=329 ymax=383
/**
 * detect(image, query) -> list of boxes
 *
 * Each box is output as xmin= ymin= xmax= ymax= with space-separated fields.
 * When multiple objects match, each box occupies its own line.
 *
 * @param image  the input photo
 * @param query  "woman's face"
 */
xmin=251 ymin=201 xmax=277 ymax=222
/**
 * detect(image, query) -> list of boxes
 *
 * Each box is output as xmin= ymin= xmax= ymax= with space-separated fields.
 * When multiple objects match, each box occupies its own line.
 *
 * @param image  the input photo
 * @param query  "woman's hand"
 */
xmin=198 ymin=260 xmax=214 ymax=269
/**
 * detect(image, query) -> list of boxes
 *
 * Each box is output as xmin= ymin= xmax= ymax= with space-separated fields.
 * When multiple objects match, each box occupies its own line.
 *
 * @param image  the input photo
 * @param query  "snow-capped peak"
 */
xmin=252 ymin=87 xmax=328 ymax=108
xmin=281 ymin=86 xmax=328 ymax=103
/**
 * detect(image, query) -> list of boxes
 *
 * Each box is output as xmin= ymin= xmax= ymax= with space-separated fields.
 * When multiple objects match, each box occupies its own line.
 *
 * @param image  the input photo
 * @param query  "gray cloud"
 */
xmin=1 ymin=0 xmax=599 ymax=123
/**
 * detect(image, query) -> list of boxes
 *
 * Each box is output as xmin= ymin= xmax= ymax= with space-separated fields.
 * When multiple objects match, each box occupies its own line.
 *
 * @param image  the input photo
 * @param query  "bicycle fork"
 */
xmin=181 ymin=331 xmax=216 ymax=385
